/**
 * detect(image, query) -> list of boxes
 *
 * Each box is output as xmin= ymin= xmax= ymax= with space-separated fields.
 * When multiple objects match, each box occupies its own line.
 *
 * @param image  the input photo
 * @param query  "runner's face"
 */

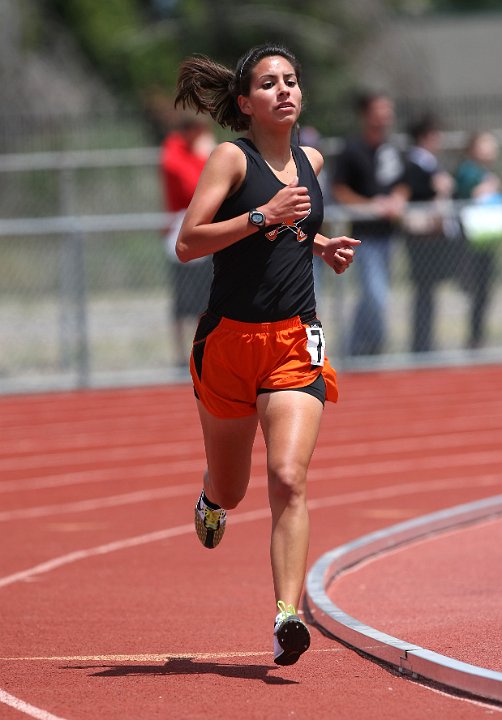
xmin=238 ymin=55 xmax=302 ymax=128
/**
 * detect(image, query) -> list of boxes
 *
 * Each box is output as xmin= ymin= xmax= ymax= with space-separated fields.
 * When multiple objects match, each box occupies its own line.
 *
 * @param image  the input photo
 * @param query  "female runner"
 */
xmin=175 ymin=43 xmax=360 ymax=666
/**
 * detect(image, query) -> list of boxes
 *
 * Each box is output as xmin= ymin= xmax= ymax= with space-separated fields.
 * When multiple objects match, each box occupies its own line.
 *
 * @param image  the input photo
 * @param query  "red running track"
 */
xmin=1 ymin=365 xmax=502 ymax=719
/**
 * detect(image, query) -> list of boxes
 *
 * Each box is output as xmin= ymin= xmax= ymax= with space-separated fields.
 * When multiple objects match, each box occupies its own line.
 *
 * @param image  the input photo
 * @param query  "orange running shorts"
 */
xmin=190 ymin=313 xmax=338 ymax=418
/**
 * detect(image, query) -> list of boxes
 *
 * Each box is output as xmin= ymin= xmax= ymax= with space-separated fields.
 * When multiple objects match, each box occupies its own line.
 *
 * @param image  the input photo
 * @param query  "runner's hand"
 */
xmin=259 ymin=177 xmax=311 ymax=226
xmin=321 ymin=236 xmax=361 ymax=275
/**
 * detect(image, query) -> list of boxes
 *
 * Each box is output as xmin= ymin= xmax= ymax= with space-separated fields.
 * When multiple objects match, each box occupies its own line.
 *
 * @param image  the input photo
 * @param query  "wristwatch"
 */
xmin=249 ymin=209 xmax=266 ymax=228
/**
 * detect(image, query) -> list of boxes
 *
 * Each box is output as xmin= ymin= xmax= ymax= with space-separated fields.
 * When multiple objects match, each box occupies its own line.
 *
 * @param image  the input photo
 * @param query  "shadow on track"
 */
xmin=64 ymin=657 xmax=298 ymax=685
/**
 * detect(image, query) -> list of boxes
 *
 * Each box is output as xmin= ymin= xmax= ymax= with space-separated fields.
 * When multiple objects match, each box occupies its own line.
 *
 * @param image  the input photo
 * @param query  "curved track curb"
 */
xmin=305 ymin=494 xmax=502 ymax=704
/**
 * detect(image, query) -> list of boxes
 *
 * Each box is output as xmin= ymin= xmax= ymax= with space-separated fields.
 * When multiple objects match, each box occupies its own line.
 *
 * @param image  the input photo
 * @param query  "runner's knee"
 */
xmin=268 ymin=463 xmax=307 ymax=505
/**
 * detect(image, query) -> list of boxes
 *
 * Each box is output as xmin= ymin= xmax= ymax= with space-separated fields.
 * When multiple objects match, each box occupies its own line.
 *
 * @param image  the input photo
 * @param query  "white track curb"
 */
xmin=306 ymin=494 xmax=502 ymax=703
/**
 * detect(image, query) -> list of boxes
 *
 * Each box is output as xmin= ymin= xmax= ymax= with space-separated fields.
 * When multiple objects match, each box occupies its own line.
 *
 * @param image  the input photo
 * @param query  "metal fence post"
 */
xmin=73 ymin=229 xmax=89 ymax=388
xmin=58 ymin=165 xmax=75 ymax=372
xmin=57 ymin=165 xmax=90 ymax=386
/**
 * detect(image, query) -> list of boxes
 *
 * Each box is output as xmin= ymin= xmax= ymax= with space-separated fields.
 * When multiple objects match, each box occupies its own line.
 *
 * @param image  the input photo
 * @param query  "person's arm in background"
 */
xmin=333 ymin=180 xmax=409 ymax=220
xmin=332 ymin=145 xmax=409 ymax=220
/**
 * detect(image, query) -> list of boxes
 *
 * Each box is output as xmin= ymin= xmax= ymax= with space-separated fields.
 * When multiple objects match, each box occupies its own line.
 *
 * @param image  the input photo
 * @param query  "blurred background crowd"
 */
xmin=1 ymin=0 xmax=501 ymax=391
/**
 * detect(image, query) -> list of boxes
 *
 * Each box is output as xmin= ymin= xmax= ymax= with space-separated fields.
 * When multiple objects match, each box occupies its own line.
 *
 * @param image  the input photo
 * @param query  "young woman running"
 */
xmin=174 ymin=43 xmax=360 ymax=666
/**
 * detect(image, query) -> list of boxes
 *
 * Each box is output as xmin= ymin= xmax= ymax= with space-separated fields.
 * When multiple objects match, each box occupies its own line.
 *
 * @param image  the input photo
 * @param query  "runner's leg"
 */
xmin=196 ymin=399 xmax=259 ymax=509
xmin=257 ymin=389 xmax=323 ymax=609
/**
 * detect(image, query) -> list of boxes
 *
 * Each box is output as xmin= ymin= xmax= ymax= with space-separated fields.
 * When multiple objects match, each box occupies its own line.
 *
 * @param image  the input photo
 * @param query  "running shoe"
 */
xmin=194 ymin=490 xmax=226 ymax=549
xmin=273 ymin=600 xmax=311 ymax=666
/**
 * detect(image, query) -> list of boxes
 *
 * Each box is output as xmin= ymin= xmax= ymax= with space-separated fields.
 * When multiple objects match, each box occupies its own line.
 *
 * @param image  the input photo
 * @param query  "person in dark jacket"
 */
xmin=404 ymin=114 xmax=455 ymax=353
xmin=332 ymin=92 xmax=408 ymax=356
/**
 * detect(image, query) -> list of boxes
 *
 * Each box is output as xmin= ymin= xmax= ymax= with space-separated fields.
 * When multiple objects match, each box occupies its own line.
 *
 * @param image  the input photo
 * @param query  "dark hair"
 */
xmin=353 ymin=90 xmax=390 ymax=115
xmin=174 ymin=44 xmax=302 ymax=132
xmin=407 ymin=113 xmax=441 ymax=143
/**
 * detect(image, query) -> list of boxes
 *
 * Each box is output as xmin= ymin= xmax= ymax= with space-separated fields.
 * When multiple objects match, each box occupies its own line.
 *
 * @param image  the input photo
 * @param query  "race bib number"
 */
xmin=306 ymin=323 xmax=325 ymax=367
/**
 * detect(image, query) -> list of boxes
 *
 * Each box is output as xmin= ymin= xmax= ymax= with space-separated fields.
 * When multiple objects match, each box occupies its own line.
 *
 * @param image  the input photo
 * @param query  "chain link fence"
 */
xmin=1 ymin=134 xmax=502 ymax=393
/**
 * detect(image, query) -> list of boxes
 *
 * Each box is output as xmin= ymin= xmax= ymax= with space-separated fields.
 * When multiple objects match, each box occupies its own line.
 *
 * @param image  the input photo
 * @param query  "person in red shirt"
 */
xmin=160 ymin=115 xmax=216 ymax=367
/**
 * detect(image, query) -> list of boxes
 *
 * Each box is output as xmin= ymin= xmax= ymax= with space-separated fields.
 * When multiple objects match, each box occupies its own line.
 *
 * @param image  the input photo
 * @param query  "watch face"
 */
xmin=250 ymin=210 xmax=265 ymax=226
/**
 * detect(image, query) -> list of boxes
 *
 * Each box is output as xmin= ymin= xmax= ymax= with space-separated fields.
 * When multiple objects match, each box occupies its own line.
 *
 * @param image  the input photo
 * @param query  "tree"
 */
xmin=45 ymin=0 xmax=501 ymax=135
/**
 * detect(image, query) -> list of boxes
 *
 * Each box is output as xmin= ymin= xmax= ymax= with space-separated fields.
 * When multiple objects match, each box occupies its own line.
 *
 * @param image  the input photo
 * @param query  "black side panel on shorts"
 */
xmin=192 ymin=312 xmax=221 ymax=381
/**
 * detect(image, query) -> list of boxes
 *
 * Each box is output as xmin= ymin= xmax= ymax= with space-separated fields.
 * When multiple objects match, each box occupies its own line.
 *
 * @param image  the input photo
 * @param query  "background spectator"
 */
xmin=455 ymin=131 xmax=501 ymax=349
xmin=403 ymin=114 xmax=456 ymax=353
xmin=160 ymin=113 xmax=216 ymax=366
xmin=332 ymin=91 xmax=409 ymax=356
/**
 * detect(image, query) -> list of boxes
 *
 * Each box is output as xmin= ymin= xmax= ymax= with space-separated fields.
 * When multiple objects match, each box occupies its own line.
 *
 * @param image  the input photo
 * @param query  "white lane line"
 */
xmin=2 ymin=425 xmax=501 ymax=474
xmin=0 ymin=484 xmax=200 ymax=522
xmin=306 ymin=474 xmax=501 ymax=510
xmin=0 ymin=475 xmax=500 ymax=590
xmin=0 ymin=459 xmax=203 ymax=494
xmin=0 ymin=522 xmax=194 ymax=589
xmin=0 ymin=648 xmax=347 ymax=662
xmin=0 ymin=440 xmax=201 ymax=472
xmin=0 ymin=429 xmax=502 ymax=493
xmin=0 ymin=689 xmax=67 ymax=720
xmin=1 ymin=463 xmax=501 ymax=523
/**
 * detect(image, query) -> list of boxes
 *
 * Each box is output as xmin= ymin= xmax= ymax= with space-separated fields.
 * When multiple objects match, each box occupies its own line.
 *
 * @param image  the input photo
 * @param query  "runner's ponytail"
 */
xmin=174 ymin=55 xmax=246 ymax=131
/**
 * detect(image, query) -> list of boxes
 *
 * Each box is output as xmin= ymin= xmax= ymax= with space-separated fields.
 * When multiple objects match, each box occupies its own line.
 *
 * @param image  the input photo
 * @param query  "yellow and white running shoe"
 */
xmin=273 ymin=600 xmax=311 ymax=666
xmin=194 ymin=490 xmax=226 ymax=549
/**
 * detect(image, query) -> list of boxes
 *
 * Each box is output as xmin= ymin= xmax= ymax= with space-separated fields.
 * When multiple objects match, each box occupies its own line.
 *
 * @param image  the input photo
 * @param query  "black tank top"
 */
xmin=207 ymin=138 xmax=324 ymax=322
